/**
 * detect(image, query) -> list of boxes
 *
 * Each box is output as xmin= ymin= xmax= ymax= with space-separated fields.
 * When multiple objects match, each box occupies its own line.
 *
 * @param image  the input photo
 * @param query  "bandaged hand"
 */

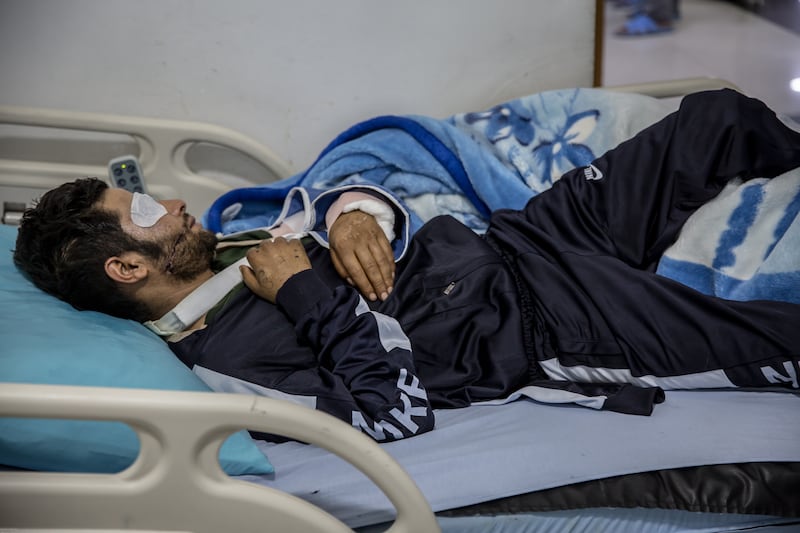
xmin=240 ymin=237 xmax=312 ymax=303
xmin=329 ymin=210 xmax=395 ymax=301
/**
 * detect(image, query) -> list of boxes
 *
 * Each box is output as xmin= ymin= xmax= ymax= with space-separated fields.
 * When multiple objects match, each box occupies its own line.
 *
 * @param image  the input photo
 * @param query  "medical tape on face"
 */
xmin=131 ymin=192 xmax=168 ymax=227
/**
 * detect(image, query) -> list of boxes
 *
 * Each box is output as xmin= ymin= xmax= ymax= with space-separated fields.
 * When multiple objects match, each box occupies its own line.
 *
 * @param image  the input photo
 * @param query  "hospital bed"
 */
xmin=2 ymin=76 xmax=800 ymax=533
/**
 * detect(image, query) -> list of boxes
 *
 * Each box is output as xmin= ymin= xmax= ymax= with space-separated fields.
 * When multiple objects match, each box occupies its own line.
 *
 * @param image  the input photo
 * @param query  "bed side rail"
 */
xmin=0 ymin=105 xmax=293 ymax=221
xmin=604 ymin=76 xmax=742 ymax=98
xmin=0 ymin=383 xmax=439 ymax=533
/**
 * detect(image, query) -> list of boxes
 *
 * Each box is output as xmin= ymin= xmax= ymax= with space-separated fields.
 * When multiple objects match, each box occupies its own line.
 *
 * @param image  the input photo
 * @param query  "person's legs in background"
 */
xmin=615 ymin=0 xmax=681 ymax=36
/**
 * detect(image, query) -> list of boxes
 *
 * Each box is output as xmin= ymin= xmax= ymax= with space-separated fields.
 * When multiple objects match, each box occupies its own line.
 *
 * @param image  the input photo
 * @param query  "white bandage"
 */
xmin=131 ymin=192 xmax=167 ymax=228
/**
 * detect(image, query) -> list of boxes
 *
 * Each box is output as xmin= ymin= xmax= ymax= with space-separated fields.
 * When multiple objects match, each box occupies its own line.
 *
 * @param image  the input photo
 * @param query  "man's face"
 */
xmin=98 ymin=188 xmax=218 ymax=280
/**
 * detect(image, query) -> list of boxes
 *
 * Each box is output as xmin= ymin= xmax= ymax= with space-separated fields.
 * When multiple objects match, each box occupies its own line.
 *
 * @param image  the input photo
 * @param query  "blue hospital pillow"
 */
xmin=0 ymin=224 xmax=273 ymax=475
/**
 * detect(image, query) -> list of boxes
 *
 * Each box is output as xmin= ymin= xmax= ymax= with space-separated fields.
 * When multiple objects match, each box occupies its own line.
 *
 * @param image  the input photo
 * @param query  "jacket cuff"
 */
xmin=276 ymin=269 xmax=333 ymax=322
xmin=603 ymin=384 xmax=666 ymax=416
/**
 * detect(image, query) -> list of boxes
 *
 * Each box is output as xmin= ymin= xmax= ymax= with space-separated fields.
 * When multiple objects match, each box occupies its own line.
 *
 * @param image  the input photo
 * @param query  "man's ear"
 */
xmin=104 ymin=252 xmax=150 ymax=284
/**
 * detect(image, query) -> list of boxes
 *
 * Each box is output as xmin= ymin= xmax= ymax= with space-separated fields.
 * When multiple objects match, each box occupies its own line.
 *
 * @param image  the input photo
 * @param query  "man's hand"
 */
xmin=329 ymin=210 xmax=395 ymax=301
xmin=240 ymin=237 xmax=312 ymax=303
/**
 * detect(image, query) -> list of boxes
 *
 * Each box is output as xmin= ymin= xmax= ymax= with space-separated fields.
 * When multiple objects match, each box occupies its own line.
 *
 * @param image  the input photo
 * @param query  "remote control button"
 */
xmin=113 ymin=168 xmax=122 ymax=176
xmin=117 ymin=179 xmax=127 ymax=187
xmin=127 ymin=164 xmax=136 ymax=173
xmin=130 ymin=176 xmax=140 ymax=184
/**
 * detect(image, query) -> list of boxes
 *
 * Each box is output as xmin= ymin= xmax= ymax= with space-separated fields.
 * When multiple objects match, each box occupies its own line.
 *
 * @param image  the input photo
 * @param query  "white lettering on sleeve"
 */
xmin=396 ymin=368 xmax=427 ymax=400
xmin=350 ymin=368 xmax=430 ymax=440
xmin=390 ymin=392 xmax=428 ymax=434
xmin=761 ymin=361 xmax=799 ymax=388
xmin=351 ymin=412 xmax=403 ymax=441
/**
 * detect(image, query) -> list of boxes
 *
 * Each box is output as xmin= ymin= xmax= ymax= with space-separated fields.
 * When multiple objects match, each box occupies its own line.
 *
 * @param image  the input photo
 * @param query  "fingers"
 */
xmin=332 ymin=239 xmax=395 ymax=301
xmin=240 ymin=263 xmax=278 ymax=303
xmin=330 ymin=249 xmax=354 ymax=286
xmin=328 ymin=210 xmax=397 ymax=301
xmin=239 ymin=264 xmax=258 ymax=291
xmin=241 ymin=237 xmax=312 ymax=303
xmin=371 ymin=236 xmax=395 ymax=295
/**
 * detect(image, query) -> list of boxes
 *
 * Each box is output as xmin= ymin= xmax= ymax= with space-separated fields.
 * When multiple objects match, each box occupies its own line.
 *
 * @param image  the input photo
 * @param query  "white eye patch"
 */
xmin=131 ymin=192 xmax=168 ymax=228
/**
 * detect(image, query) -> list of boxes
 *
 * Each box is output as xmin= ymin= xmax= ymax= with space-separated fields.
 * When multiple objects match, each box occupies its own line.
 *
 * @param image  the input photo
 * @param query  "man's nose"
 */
xmin=161 ymin=199 xmax=187 ymax=216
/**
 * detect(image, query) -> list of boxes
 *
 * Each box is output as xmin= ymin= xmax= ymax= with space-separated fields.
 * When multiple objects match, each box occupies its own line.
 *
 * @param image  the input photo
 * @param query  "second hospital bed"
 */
xmin=1 ymin=78 xmax=800 ymax=532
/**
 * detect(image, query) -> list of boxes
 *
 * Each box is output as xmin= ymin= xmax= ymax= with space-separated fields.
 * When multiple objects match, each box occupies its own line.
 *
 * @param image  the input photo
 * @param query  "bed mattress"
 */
xmin=242 ymin=389 xmax=800 ymax=528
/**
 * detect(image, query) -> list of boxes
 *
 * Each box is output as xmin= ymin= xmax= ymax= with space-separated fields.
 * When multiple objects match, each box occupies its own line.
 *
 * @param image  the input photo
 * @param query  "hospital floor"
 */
xmin=602 ymin=0 xmax=800 ymax=120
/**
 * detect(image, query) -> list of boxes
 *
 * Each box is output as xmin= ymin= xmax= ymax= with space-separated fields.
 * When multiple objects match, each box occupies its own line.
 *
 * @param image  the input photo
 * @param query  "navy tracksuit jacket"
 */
xmin=171 ymin=90 xmax=800 ymax=442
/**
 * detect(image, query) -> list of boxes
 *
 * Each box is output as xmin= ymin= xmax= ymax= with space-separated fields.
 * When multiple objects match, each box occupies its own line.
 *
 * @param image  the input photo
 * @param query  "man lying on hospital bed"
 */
xmin=13 ymin=89 xmax=800 ymax=443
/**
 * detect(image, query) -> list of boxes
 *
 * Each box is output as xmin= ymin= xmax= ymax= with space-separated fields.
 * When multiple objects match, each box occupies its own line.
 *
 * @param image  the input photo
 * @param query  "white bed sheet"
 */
xmin=242 ymin=389 xmax=800 ymax=528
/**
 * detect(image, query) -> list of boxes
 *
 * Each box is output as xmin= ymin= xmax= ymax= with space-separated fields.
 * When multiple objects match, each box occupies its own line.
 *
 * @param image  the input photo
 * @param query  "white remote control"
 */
xmin=108 ymin=155 xmax=147 ymax=194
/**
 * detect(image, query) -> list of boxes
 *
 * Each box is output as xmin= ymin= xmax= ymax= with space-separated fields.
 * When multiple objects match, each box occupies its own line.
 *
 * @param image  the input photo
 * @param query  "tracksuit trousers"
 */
xmin=487 ymin=89 xmax=800 ymax=391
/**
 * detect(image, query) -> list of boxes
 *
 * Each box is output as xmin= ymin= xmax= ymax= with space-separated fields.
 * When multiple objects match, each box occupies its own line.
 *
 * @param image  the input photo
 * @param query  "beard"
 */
xmin=160 ymin=226 xmax=218 ymax=281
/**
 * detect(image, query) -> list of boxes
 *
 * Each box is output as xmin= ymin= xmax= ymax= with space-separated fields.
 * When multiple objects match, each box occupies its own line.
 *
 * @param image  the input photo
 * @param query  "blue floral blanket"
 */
xmin=204 ymin=88 xmax=800 ymax=304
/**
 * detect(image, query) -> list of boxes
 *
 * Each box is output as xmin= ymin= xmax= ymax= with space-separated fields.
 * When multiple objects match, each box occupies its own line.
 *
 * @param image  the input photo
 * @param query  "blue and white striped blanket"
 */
xmin=204 ymin=88 xmax=800 ymax=304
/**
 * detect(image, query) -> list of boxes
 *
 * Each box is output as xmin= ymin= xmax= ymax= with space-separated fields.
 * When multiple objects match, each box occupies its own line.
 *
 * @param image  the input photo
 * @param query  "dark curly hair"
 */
xmin=13 ymin=177 xmax=162 ymax=322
